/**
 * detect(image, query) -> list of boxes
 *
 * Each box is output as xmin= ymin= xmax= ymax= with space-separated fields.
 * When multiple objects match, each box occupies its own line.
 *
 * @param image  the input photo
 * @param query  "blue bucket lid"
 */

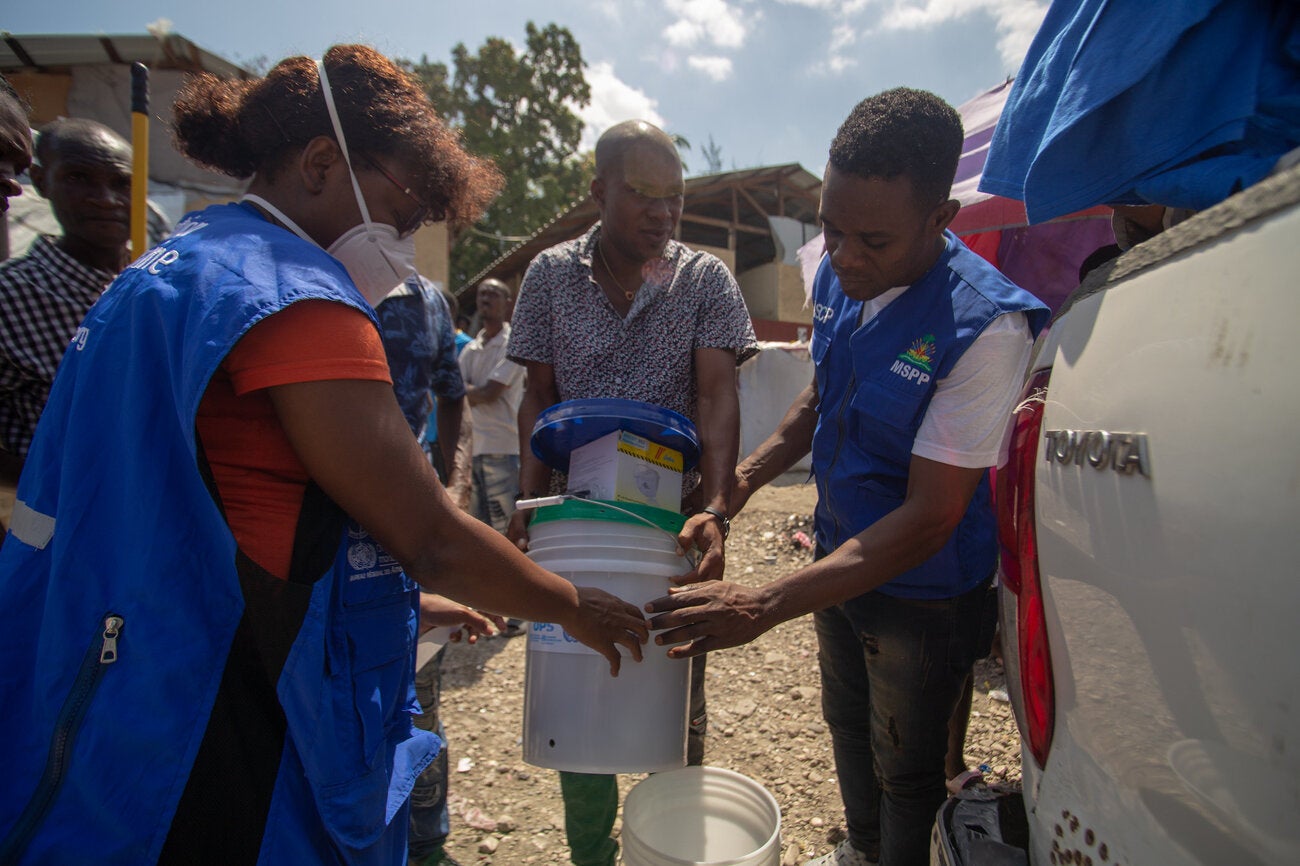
xmin=530 ymin=398 xmax=700 ymax=472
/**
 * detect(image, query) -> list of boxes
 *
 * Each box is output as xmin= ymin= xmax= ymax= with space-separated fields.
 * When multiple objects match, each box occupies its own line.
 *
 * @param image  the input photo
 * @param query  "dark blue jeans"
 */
xmin=408 ymin=645 xmax=450 ymax=858
xmin=815 ymin=576 xmax=996 ymax=866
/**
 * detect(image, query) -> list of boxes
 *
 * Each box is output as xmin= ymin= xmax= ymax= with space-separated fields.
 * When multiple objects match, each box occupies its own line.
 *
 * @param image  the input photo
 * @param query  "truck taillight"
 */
xmin=997 ymin=368 xmax=1055 ymax=768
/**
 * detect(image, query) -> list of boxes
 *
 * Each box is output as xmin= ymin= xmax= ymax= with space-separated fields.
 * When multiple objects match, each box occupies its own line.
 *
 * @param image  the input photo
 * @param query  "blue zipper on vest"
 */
xmin=0 ymin=614 xmax=124 ymax=861
xmin=826 ymin=367 xmax=856 ymax=547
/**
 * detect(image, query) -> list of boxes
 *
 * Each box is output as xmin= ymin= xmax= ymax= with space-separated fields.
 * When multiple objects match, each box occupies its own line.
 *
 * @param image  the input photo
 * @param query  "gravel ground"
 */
xmin=436 ymin=475 xmax=1021 ymax=864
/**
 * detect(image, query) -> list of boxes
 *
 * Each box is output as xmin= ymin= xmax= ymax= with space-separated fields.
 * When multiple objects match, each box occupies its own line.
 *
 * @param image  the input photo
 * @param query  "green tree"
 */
xmin=403 ymin=23 xmax=593 ymax=289
xmin=700 ymin=134 xmax=724 ymax=175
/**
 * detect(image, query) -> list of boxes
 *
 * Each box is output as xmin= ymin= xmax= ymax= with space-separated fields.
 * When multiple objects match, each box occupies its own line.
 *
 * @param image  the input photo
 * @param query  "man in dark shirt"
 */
xmin=0 ymin=117 xmax=131 ymax=533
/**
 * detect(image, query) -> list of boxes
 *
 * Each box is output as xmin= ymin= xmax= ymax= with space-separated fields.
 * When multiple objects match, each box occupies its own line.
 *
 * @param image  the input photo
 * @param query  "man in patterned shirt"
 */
xmin=0 ymin=118 xmax=131 ymax=533
xmin=377 ymin=274 xmax=466 ymax=483
xmin=506 ymin=119 xmax=757 ymax=866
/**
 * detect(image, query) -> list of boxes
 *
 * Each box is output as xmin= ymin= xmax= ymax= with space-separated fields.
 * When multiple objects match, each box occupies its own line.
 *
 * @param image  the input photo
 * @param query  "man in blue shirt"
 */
xmin=375 ymin=274 xmax=473 ymax=866
xmin=647 ymin=89 xmax=1048 ymax=866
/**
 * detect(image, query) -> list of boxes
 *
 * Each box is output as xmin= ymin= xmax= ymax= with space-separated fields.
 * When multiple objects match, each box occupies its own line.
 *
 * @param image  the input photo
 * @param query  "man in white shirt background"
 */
xmin=459 ymin=278 xmax=527 ymax=535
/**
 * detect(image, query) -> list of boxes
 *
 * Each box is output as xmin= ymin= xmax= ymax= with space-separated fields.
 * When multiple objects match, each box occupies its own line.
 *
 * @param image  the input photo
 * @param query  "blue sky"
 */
xmin=5 ymin=0 xmax=1048 ymax=178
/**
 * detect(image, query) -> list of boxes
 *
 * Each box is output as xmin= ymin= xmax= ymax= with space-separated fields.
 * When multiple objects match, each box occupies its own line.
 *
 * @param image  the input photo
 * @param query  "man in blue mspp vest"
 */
xmin=646 ymin=88 xmax=1049 ymax=866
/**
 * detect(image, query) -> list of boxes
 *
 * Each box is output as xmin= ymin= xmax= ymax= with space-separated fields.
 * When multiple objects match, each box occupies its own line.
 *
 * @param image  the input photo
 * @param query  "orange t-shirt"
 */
xmin=195 ymin=300 xmax=392 ymax=580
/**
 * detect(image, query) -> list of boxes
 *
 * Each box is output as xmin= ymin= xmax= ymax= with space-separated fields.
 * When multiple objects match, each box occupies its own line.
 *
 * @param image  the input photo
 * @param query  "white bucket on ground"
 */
xmin=523 ymin=499 xmax=691 ymax=774
xmin=622 ymin=766 xmax=782 ymax=866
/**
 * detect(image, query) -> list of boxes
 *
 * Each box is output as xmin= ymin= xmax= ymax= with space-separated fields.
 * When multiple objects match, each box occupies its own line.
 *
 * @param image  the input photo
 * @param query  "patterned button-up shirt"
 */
xmin=377 ymin=274 xmax=465 ymax=438
xmin=0 ymin=235 xmax=117 ymax=456
xmin=507 ymin=223 xmax=758 ymax=423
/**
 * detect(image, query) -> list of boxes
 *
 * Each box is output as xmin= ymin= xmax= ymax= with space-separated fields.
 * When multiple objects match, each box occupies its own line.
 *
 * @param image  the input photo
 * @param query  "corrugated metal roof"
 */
xmin=684 ymin=163 xmax=821 ymax=198
xmin=0 ymin=32 xmax=252 ymax=79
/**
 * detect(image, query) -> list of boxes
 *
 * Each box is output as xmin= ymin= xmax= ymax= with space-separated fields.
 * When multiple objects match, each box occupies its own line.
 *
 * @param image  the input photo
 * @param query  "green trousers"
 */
xmin=559 ymin=772 xmax=620 ymax=866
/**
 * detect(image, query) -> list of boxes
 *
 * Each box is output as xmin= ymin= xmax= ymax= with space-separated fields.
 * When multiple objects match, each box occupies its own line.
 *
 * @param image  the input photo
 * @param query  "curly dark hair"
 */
xmin=829 ymin=87 xmax=963 ymax=207
xmin=171 ymin=44 xmax=501 ymax=229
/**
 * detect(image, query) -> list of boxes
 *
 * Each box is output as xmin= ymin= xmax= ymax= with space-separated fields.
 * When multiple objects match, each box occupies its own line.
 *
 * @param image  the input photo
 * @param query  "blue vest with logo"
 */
xmin=0 ymin=203 xmax=437 ymax=864
xmin=809 ymin=231 xmax=1049 ymax=600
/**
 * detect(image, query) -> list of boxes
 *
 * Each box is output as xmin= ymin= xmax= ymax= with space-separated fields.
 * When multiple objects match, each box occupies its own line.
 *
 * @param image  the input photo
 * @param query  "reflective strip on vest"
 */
xmin=10 ymin=500 xmax=55 ymax=549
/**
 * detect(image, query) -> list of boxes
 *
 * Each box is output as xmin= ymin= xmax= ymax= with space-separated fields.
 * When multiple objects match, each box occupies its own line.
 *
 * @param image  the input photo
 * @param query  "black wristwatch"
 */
xmin=701 ymin=506 xmax=730 ymax=540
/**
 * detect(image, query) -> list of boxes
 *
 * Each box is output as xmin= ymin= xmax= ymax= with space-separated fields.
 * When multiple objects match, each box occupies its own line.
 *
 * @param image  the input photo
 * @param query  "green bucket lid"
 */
xmin=531 ymin=498 xmax=686 ymax=534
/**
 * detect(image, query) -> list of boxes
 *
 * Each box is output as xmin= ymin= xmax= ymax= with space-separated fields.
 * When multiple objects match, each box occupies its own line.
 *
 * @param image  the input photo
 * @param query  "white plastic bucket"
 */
xmin=523 ymin=501 xmax=691 ymax=773
xmin=622 ymin=766 xmax=782 ymax=866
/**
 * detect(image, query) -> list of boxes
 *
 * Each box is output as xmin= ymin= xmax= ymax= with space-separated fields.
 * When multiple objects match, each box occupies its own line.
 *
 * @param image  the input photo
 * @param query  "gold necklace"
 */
xmin=597 ymin=240 xmax=636 ymax=301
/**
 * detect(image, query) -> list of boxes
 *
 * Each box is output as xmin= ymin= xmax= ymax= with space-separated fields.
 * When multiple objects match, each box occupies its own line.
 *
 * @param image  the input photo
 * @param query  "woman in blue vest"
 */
xmin=0 ymin=45 xmax=647 ymax=865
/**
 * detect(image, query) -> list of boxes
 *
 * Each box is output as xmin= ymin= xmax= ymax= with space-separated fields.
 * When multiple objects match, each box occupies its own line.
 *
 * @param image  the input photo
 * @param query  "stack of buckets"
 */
xmin=521 ymin=399 xmax=782 ymax=866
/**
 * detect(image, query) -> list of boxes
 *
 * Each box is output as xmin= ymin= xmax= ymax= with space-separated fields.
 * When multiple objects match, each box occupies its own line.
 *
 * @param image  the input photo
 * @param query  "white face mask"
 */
xmin=324 ymin=222 xmax=417 ymax=305
xmin=240 ymin=193 xmax=416 ymax=308
xmin=315 ymin=58 xmax=416 ymax=305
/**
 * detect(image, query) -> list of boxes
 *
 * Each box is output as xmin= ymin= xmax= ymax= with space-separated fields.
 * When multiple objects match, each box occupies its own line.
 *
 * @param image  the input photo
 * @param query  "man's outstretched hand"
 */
xmin=644 ymin=581 xmax=775 ymax=658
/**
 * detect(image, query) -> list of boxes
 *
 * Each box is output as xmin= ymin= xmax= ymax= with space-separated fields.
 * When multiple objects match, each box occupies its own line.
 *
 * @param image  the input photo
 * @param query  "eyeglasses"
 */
xmin=357 ymin=152 xmax=431 ymax=238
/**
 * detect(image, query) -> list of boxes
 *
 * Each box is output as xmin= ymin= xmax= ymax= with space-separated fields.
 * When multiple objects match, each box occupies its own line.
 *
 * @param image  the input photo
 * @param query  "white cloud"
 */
xmin=983 ymin=0 xmax=1050 ymax=68
xmin=828 ymin=21 xmax=858 ymax=53
xmin=593 ymin=0 xmax=623 ymax=23
xmin=876 ymin=0 xmax=1048 ymax=68
xmin=777 ymin=0 xmax=1046 ymax=77
xmin=807 ymin=19 xmax=860 ymax=75
xmin=774 ymin=0 xmax=871 ymax=10
xmin=663 ymin=0 xmax=748 ymax=49
xmin=687 ymin=55 xmax=735 ymax=81
xmin=577 ymin=61 xmax=667 ymax=151
xmin=810 ymin=54 xmax=859 ymax=76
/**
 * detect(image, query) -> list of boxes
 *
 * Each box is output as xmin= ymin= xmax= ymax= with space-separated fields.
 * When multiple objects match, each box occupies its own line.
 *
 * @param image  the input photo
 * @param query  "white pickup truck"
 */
xmin=932 ymin=163 xmax=1300 ymax=866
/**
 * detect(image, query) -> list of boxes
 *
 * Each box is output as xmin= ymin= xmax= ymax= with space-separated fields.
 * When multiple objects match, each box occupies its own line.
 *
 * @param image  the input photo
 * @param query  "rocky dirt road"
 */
xmin=438 ymin=475 xmax=1021 ymax=864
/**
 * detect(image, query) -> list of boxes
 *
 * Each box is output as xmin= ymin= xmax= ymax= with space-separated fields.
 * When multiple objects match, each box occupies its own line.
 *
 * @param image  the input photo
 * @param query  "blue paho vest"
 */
xmin=0 ymin=203 xmax=437 ymax=864
xmin=809 ymin=230 xmax=1049 ymax=600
